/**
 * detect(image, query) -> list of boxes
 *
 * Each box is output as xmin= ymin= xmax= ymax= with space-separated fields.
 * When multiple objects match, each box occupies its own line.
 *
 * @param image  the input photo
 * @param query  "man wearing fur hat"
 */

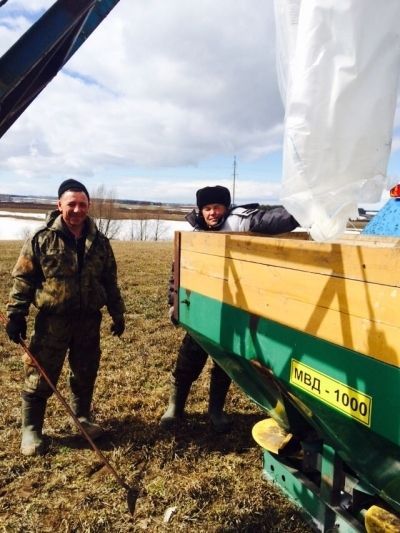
xmin=6 ymin=179 xmax=125 ymax=456
xmin=161 ymin=185 xmax=298 ymax=433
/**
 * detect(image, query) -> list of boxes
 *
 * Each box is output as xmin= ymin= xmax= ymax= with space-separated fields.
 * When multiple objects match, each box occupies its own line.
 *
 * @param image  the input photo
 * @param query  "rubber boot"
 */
xmin=21 ymin=397 xmax=46 ymax=456
xmin=76 ymin=417 xmax=103 ymax=440
xmin=208 ymin=371 xmax=232 ymax=433
xmin=70 ymin=393 xmax=103 ymax=440
xmin=160 ymin=381 xmax=191 ymax=429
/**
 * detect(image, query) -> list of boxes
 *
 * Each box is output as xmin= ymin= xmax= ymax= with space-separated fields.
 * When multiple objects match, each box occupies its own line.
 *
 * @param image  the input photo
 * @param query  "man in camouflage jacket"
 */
xmin=6 ymin=179 xmax=125 ymax=456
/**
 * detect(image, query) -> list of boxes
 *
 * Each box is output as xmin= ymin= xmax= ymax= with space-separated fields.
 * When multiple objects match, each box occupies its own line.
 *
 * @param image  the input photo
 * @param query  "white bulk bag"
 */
xmin=275 ymin=0 xmax=400 ymax=240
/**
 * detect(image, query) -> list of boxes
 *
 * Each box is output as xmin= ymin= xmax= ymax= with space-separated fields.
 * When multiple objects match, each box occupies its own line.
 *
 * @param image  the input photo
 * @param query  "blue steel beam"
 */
xmin=0 ymin=0 xmax=121 ymax=138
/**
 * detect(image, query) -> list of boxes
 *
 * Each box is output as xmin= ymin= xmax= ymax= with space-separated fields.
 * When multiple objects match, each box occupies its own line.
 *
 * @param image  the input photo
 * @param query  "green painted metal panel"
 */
xmin=179 ymin=288 xmax=400 ymax=512
xmin=262 ymin=451 xmax=362 ymax=533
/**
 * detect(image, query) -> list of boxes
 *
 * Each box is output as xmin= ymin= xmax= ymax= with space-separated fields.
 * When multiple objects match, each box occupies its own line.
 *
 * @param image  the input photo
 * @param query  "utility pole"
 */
xmin=232 ymin=155 xmax=237 ymax=206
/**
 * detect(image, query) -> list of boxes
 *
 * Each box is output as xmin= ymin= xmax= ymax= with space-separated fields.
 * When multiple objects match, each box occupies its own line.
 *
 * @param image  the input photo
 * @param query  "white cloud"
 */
xmin=0 ymin=0 xmax=284 ymax=197
xmin=391 ymin=136 xmax=400 ymax=153
xmin=2 ymin=0 xmax=49 ymax=8
xmin=1 ymin=0 xmax=399 ymax=207
xmin=111 ymin=175 xmax=282 ymax=206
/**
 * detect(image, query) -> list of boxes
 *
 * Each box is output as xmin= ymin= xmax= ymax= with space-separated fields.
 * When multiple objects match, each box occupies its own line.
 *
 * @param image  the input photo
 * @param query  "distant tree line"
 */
xmin=90 ymin=185 xmax=167 ymax=241
xmin=16 ymin=185 xmax=170 ymax=241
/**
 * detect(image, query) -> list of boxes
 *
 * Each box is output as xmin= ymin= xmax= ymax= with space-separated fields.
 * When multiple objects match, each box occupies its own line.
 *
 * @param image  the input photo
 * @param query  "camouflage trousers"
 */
xmin=23 ymin=311 xmax=102 ymax=408
xmin=172 ymin=333 xmax=231 ymax=390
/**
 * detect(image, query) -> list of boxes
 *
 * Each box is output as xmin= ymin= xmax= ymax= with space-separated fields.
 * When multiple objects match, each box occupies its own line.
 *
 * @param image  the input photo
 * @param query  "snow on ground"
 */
xmin=0 ymin=211 xmax=190 ymax=240
xmin=117 ymin=219 xmax=191 ymax=240
xmin=0 ymin=211 xmax=46 ymax=219
xmin=0 ymin=216 xmax=44 ymax=240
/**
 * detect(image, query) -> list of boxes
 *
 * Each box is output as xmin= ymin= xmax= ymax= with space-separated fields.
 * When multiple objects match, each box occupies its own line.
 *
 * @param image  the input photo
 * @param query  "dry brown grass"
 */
xmin=0 ymin=240 xmax=313 ymax=532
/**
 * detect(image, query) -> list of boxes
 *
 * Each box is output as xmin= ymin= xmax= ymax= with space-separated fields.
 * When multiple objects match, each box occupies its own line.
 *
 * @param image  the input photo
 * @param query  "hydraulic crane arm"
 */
xmin=0 ymin=0 xmax=121 ymax=138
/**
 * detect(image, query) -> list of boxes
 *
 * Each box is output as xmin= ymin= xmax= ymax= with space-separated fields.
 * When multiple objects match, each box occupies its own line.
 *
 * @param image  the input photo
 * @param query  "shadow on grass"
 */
xmin=48 ymin=432 xmax=115 ymax=452
xmin=101 ymin=411 xmax=264 ymax=452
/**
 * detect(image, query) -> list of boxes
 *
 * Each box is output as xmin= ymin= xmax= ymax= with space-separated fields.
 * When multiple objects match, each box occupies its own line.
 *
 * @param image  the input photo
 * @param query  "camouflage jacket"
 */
xmin=7 ymin=211 xmax=125 ymax=320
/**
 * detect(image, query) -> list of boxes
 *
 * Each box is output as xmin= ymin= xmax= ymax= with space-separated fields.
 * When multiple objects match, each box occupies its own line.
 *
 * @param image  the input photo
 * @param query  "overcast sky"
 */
xmin=0 ymin=0 xmax=399 ymax=206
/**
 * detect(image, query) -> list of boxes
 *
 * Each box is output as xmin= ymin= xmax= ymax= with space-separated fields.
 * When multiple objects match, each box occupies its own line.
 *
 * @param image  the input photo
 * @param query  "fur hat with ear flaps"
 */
xmin=196 ymin=186 xmax=231 ymax=210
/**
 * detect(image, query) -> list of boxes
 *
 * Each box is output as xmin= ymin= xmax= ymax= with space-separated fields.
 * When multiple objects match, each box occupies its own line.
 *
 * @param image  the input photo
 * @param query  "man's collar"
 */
xmin=60 ymin=217 xmax=89 ymax=240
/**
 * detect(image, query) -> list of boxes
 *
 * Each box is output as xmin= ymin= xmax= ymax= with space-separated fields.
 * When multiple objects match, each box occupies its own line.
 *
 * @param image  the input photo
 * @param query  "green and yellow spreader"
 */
xmin=172 ymin=209 xmax=400 ymax=532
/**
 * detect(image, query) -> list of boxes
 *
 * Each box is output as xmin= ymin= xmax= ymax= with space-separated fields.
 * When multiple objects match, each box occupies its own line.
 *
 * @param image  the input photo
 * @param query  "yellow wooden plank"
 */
xmin=335 ymin=234 xmax=400 ymax=247
xmin=179 ymin=232 xmax=400 ymax=287
xmin=180 ymin=258 xmax=400 ymax=367
xmin=181 ymin=252 xmax=400 ymax=329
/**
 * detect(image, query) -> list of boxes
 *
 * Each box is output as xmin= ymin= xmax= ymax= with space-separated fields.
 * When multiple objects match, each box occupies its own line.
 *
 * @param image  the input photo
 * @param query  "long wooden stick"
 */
xmin=0 ymin=311 xmax=130 ymax=491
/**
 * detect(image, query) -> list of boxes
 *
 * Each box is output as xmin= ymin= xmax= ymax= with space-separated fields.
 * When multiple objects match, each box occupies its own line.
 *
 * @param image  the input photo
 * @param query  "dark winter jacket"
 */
xmin=185 ymin=204 xmax=299 ymax=233
xmin=7 ymin=210 xmax=125 ymax=320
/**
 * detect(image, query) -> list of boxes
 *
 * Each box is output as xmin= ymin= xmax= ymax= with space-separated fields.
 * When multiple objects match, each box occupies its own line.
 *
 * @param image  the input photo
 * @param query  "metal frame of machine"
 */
xmin=0 ymin=0 xmax=121 ymax=138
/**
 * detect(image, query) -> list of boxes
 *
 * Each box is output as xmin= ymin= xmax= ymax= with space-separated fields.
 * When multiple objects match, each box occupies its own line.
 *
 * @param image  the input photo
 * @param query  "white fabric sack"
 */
xmin=274 ymin=0 xmax=301 ymax=105
xmin=275 ymin=0 xmax=400 ymax=241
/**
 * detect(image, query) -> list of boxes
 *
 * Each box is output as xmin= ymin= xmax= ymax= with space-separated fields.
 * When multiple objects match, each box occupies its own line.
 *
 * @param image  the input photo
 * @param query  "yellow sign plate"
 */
xmin=290 ymin=360 xmax=372 ymax=426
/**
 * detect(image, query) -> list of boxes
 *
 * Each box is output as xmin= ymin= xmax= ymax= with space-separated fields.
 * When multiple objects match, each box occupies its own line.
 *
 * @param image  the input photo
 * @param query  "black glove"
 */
xmin=6 ymin=315 xmax=27 ymax=344
xmin=111 ymin=316 xmax=125 ymax=337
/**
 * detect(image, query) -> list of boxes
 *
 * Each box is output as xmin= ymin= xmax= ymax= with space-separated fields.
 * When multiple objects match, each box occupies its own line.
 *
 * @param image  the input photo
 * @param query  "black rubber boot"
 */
xmin=208 ymin=369 xmax=232 ymax=433
xmin=21 ymin=396 xmax=47 ymax=456
xmin=70 ymin=393 xmax=103 ymax=440
xmin=160 ymin=381 xmax=191 ymax=429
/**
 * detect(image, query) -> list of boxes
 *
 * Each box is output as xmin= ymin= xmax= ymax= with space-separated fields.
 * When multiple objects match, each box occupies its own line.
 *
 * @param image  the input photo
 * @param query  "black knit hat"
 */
xmin=196 ymin=186 xmax=231 ymax=209
xmin=58 ymin=179 xmax=90 ymax=200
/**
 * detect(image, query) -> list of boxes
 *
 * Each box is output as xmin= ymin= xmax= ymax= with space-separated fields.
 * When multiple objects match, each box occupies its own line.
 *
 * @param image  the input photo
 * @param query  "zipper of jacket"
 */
xmin=74 ymin=237 xmax=82 ymax=316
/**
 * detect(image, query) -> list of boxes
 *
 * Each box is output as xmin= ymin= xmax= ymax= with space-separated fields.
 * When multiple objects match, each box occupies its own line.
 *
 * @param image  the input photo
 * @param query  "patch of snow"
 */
xmin=0 ymin=211 xmax=46 ymax=220
xmin=0 ymin=214 xmax=191 ymax=240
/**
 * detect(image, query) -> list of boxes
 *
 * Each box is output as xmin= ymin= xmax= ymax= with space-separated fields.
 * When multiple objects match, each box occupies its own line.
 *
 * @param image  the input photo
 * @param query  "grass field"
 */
xmin=0 ymin=240 xmax=312 ymax=532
